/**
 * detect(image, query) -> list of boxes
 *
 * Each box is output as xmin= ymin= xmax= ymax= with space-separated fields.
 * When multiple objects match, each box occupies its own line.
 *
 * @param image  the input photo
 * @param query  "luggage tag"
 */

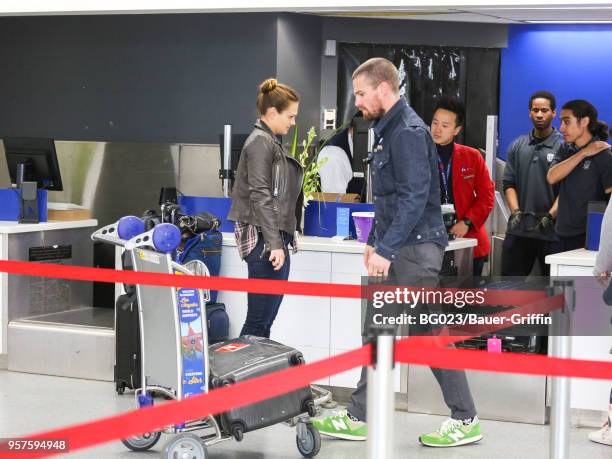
xmin=487 ymin=335 xmax=502 ymax=353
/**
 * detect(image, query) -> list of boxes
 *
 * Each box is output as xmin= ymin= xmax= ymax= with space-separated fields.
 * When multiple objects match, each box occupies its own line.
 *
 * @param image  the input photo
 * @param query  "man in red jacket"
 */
xmin=431 ymin=98 xmax=495 ymax=276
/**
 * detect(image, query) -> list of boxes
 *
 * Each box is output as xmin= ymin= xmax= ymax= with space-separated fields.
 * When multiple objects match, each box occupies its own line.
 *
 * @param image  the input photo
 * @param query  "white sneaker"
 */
xmin=588 ymin=420 xmax=612 ymax=446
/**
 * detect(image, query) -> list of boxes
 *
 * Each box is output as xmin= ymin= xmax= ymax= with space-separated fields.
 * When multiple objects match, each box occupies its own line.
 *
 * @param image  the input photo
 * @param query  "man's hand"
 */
xmin=269 ymin=248 xmax=285 ymax=271
xmin=363 ymin=245 xmax=375 ymax=270
xmin=450 ymin=221 xmax=469 ymax=238
xmin=508 ymin=209 xmax=523 ymax=231
xmin=581 ymin=141 xmax=610 ymax=158
xmin=367 ymin=252 xmax=391 ymax=277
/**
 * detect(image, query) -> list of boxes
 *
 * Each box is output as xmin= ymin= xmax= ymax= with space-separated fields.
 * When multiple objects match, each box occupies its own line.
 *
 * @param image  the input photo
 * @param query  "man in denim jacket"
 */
xmin=314 ymin=58 xmax=482 ymax=448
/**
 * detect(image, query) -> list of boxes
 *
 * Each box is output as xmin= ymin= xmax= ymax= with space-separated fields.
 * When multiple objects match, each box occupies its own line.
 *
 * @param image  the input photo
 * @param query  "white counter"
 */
xmin=221 ymin=232 xmax=477 ymax=254
xmin=217 ymin=234 xmax=476 ymax=390
xmin=0 ymin=219 xmax=98 ymax=354
xmin=546 ymin=248 xmax=611 ymax=413
xmin=546 ymin=248 xmax=597 ymax=270
xmin=0 ymin=219 xmax=98 ymax=234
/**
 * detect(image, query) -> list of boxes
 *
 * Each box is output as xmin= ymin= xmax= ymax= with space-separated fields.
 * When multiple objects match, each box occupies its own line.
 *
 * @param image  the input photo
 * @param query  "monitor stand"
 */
xmin=19 ymin=181 xmax=39 ymax=223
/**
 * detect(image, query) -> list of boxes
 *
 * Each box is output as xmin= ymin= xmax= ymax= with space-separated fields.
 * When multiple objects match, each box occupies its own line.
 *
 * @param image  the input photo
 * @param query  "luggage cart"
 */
xmin=92 ymin=216 xmax=329 ymax=458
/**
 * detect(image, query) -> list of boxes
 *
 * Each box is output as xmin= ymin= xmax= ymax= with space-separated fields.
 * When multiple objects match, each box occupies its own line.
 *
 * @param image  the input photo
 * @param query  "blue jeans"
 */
xmin=240 ymin=232 xmax=292 ymax=338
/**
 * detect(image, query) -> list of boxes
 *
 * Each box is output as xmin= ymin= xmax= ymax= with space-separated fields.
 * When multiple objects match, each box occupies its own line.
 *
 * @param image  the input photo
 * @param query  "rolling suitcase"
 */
xmin=209 ymin=336 xmax=315 ymax=440
xmin=114 ymin=291 xmax=141 ymax=393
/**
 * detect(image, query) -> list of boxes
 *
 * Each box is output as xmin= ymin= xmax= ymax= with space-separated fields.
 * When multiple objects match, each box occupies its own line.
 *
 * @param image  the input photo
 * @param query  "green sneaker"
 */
xmin=312 ymin=409 xmax=367 ymax=441
xmin=419 ymin=416 xmax=483 ymax=447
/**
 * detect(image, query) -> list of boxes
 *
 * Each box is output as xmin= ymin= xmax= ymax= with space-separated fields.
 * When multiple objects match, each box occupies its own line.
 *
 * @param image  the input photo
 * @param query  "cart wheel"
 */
xmin=161 ymin=433 xmax=207 ymax=459
xmin=121 ymin=431 xmax=161 ymax=452
xmin=116 ymin=383 xmax=125 ymax=395
xmin=231 ymin=424 xmax=244 ymax=442
xmin=296 ymin=422 xmax=321 ymax=458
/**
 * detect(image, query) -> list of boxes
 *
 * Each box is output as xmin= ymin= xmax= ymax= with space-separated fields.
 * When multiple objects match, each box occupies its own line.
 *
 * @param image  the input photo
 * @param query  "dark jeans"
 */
xmin=473 ymin=256 xmax=487 ymax=277
xmin=501 ymin=234 xmax=561 ymax=277
xmin=557 ymin=233 xmax=586 ymax=253
xmin=240 ymin=232 xmax=292 ymax=338
xmin=347 ymin=242 xmax=477 ymax=422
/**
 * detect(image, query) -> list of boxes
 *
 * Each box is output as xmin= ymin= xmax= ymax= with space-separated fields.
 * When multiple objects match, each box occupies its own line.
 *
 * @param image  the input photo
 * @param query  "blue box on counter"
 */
xmin=178 ymin=196 xmax=233 ymax=232
xmin=303 ymin=200 xmax=374 ymax=239
xmin=178 ymin=195 xmax=376 ymax=240
xmin=586 ymin=201 xmax=607 ymax=251
xmin=0 ymin=188 xmax=48 ymax=222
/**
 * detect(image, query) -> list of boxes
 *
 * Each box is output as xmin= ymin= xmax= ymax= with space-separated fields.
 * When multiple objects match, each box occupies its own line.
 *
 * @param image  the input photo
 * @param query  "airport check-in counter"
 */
xmin=1 ymin=219 xmax=99 ymax=372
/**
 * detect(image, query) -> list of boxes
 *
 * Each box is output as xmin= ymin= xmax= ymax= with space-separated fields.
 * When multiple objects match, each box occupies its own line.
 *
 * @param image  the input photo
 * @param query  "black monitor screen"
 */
xmin=352 ymin=118 xmax=371 ymax=174
xmin=3 ymin=137 xmax=63 ymax=191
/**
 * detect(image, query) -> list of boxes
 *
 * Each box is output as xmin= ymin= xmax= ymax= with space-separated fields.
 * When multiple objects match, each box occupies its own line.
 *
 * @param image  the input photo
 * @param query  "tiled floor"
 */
xmin=0 ymin=369 xmax=609 ymax=458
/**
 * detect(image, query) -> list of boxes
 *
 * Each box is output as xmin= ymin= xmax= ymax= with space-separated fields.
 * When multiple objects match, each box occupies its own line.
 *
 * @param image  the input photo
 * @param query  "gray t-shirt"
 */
xmin=502 ymin=129 xmax=564 ymax=240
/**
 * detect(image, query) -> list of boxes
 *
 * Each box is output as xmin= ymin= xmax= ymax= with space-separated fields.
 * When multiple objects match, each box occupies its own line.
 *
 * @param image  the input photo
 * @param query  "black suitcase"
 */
xmin=209 ymin=336 xmax=315 ymax=440
xmin=114 ymin=291 xmax=141 ymax=394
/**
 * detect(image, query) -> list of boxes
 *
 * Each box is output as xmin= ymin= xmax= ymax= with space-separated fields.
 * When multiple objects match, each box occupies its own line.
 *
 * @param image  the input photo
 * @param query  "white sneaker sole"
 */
xmin=318 ymin=430 xmax=367 ymax=441
xmin=588 ymin=435 xmax=612 ymax=446
xmin=419 ymin=434 xmax=483 ymax=447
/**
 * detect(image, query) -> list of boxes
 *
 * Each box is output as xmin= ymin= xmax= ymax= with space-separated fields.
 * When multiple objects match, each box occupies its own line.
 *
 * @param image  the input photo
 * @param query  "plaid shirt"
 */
xmin=234 ymin=222 xmax=298 ymax=260
xmin=234 ymin=221 xmax=259 ymax=260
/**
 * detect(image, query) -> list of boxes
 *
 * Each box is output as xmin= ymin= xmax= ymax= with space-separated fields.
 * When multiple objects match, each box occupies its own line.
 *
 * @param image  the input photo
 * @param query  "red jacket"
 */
xmin=450 ymin=143 xmax=495 ymax=258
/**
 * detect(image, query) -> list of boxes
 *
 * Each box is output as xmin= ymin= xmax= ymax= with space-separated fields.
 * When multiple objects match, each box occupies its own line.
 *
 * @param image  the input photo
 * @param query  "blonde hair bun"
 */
xmin=260 ymin=78 xmax=278 ymax=94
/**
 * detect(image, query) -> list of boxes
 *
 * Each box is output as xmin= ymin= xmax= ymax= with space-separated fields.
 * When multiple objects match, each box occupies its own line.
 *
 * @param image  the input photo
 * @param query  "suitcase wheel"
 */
xmin=231 ymin=423 xmax=245 ymax=442
xmin=296 ymin=422 xmax=321 ymax=458
xmin=290 ymin=354 xmax=306 ymax=366
xmin=162 ymin=433 xmax=208 ymax=459
xmin=116 ymin=382 xmax=126 ymax=395
xmin=302 ymin=399 xmax=317 ymax=417
xmin=121 ymin=431 xmax=161 ymax=452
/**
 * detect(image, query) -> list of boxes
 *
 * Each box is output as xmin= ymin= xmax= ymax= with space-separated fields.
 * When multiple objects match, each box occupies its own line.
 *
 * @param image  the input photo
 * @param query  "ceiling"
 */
xmin=2 ymin=2 xmax=612 ymax=24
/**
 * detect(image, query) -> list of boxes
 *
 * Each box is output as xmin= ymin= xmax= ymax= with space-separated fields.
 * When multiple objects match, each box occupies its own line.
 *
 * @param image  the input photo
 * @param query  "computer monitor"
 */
xmin=352 ymin=118 xmax=371 ymax=175
xmin=2 ymin=137 xmax=63 ymax=191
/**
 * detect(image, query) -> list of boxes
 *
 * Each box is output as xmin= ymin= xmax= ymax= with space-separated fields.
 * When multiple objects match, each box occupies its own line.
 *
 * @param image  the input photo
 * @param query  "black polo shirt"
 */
xmin=552 ymin=142 xmax=612 ymax=237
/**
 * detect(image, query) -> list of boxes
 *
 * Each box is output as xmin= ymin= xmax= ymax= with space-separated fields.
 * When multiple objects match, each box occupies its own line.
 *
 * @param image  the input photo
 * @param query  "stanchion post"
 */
xmin=366 ymin=324 xmax=396 ymax=459
xmin=221 ymin=124 xmax=232 ymax=198
xmin=549 ymin=279 xmax=575 ymax=459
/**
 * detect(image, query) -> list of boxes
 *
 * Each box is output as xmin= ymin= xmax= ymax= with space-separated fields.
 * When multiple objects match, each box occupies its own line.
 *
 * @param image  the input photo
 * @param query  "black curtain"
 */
xmin=337 ymin=43 xmax=500 ymax=150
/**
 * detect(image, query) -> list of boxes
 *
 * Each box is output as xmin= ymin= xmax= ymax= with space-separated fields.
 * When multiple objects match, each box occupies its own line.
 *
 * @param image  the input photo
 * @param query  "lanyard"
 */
xmin=437 ymin=156 xmax=452 ymax=204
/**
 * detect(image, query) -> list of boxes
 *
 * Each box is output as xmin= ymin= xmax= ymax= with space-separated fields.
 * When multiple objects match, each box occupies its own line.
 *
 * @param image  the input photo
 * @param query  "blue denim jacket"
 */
xmin=367 ymin=97 xmax=448 ymax=261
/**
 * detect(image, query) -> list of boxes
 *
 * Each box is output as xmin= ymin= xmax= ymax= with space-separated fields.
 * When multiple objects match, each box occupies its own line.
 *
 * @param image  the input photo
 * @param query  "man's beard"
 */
xmin=362 ymin=106 xmax=384 ymax=120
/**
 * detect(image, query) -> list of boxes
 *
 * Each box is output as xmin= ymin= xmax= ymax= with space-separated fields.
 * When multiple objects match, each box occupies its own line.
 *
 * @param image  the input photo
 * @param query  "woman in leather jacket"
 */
xmin=227 ymin=78 xmax=303 ymax=338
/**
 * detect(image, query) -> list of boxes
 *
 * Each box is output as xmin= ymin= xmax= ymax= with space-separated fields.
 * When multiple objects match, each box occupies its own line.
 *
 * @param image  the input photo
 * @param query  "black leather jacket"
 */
xmin=227 ymin=120 xmax=303 ymax=251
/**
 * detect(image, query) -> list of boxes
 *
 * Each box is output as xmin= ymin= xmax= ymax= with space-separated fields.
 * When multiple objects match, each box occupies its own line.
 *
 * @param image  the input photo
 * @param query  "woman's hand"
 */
xmin=269 ymin=249 xmax=286 ymax=271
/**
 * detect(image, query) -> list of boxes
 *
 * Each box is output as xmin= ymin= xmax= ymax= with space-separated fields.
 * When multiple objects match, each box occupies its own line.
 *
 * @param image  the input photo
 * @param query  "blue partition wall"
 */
xmin=499 ymin=24 xmax=612 ymax=160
